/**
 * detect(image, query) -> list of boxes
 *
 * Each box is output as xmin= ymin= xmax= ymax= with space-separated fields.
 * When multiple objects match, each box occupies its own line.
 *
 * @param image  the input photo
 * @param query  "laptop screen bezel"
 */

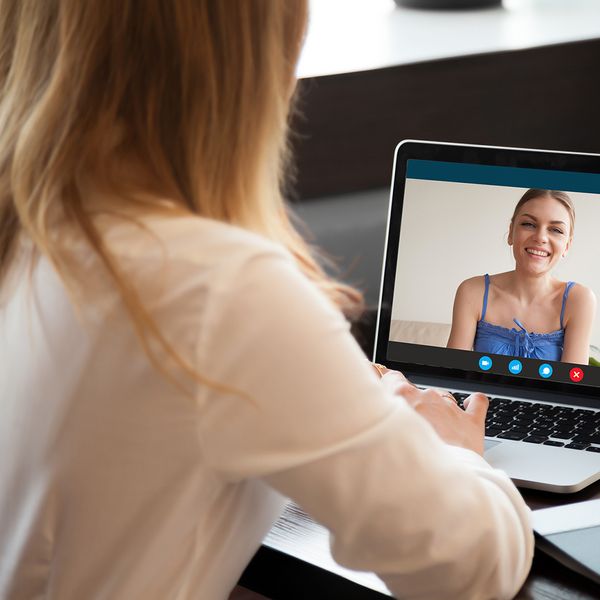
xmin=374 ymin=139 xmax=600 ymax=400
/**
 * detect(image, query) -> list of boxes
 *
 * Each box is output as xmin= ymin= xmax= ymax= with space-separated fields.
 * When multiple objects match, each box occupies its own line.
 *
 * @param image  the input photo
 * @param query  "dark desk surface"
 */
xmin=239 ymin=480 xmax=600 ymax=599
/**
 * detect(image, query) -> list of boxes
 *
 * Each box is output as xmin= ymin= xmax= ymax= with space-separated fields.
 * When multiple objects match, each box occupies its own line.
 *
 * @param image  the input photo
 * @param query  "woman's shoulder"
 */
xmin=454 ymin=272 xmax=515 ymax=307
xmin=166 ymin=215 xmax=285 ymax=258
xmin=452 ymin=276 xmax=488 ymax=315
xmin=566 ymin=281 xmax=597 ymax=309
xmin=455 ymin=275 xmax=486 ymax=297
xmin=561 ymin=282 xmax=597 ymax=330
xmin=95 ymin=213 xmax=296 ymax=303
xmin=104 ymin=212 xmax=288 ymax=266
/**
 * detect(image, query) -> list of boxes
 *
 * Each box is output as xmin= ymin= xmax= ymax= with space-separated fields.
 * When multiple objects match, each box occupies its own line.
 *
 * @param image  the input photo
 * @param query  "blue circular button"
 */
xmin=508 ymin=359 xmax=522 ymax=374
xmin=539 ymin=363 xmax=553 ymax=378
xmin=479 ymin=355 xmax=492 ymax=371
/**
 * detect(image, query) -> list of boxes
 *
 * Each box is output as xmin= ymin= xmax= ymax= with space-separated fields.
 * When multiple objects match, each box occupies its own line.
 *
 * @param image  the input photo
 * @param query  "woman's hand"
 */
xmin=378 ymin=369 xmax=488 ymax=456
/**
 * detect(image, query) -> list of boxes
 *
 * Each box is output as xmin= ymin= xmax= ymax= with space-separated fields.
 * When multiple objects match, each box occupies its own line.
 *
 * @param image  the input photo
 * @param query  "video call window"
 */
xmin=390 ymin=160 xmax=600 ymax=370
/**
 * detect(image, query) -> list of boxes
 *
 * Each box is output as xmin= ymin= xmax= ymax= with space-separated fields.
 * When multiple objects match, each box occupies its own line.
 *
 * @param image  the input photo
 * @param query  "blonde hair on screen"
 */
xmin=0 ymin=0 xmax=363 ymax=391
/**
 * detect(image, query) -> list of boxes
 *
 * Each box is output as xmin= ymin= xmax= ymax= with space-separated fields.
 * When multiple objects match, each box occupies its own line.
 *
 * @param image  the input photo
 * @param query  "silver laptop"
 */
xmin=374 ymin=140 xmax=600 ymax=493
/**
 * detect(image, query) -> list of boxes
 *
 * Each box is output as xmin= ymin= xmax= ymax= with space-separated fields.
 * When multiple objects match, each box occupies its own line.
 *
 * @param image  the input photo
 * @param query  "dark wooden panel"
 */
xmin=292 ymin=38 xmax=600 ymax=200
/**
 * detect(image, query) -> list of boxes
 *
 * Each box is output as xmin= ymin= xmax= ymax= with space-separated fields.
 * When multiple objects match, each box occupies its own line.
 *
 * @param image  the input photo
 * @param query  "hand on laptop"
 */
xmin=380 ymin=370 xmax=488 ymax=456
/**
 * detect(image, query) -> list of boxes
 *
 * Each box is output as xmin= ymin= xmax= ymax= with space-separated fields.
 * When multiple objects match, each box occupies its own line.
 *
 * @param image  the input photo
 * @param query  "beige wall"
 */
xmin=391 ymin=179 xmax=600 ymax=348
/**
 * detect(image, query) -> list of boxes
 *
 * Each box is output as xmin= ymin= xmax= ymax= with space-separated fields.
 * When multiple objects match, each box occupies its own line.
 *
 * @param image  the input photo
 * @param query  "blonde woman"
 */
xmin=0 ymin=2 xmax=532 ymax=599
xmin=448 ymin=189 xmax=596 ymax=364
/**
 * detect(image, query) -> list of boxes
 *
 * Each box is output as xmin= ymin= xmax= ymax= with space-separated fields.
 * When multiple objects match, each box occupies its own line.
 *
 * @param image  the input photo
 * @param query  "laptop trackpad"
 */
xmin=484 ymin=441 xmax=600 ymax=493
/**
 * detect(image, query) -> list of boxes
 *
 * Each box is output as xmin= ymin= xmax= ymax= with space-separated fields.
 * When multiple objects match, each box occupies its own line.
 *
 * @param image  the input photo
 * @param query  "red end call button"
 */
xmin=569 ymin=367 xmax=584 ymax=383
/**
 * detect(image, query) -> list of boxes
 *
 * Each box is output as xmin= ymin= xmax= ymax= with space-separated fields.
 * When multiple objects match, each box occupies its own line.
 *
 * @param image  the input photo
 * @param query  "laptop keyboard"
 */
xmin=451 ymin=393 xmax=600 ymax=453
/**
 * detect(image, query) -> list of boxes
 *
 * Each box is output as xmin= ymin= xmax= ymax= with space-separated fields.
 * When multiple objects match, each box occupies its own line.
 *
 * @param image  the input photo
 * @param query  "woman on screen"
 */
xmin=447 ymin=189 xmax=596 ymax=364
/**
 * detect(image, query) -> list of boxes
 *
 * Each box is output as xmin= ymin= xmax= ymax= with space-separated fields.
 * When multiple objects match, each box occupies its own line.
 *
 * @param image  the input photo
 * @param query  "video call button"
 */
xmin=569 ymin=367 xmax=584 ymax=382
xmin=538 ymin=363 xmax=553 ymax=379
xmin=478 ymin=356 xmax=492 ymax=371
xmin=508 ymin=359 xmax=522 ymax=375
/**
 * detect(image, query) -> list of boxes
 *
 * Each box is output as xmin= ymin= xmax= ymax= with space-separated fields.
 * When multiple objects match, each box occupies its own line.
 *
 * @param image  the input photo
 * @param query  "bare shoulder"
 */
xmin=568 ymin=283 xmax=597 ymax=311
xmin=452 ymin=276 xmax=486 ymax=316
xmin=455 ymin=275 xmax=485 ymax=301
xmin=456 ymin=275 xmax=485 ymax=294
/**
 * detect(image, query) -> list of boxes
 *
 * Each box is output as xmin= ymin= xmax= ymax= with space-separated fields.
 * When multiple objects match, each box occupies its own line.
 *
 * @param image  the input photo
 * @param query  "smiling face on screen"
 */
xmin=508 ymin=194 xmax=572 ymax=276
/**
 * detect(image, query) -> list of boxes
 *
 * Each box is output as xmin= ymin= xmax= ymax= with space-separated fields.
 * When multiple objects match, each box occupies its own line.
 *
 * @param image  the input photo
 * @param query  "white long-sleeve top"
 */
xmin=0 ymin=213 xmax=533 ymax=599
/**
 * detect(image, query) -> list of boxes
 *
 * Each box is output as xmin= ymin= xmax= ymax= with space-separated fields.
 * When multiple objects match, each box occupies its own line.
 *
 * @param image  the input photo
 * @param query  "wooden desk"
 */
xmin=239 ymin=480 xmax=600 ymax=599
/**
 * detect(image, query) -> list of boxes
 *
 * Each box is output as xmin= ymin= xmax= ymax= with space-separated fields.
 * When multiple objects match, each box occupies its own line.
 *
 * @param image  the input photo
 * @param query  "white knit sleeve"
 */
xmin=196 ymin=250 xmax=533 ymax=600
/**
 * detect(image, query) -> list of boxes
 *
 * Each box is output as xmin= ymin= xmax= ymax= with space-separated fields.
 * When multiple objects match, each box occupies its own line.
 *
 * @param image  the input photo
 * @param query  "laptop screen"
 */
xmin=376 ymin=141 xmax=600 ymax=399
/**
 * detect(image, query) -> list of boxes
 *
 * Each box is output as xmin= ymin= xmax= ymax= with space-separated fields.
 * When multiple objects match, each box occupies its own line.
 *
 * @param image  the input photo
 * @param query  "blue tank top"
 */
xmin=473 ymin=274 xmax=575 ymax=360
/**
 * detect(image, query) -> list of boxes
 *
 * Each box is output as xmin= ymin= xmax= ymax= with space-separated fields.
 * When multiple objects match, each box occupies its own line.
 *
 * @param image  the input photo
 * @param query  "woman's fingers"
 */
xmin=393 ymin=381 xmax=422 ymax=402
xmin=376 ymin=366 xmax=409 ymax=382
xmin=385 ymin=378 xmax=489 ymax=428
xmin=463 ymin=393 xmax=489 ymax=424
xmin=381 ymin=373 xmax=415 ymax=397
xmin=393 ymin=385 xmax=488 ymax=455
xmin=399 ymin=386 xmax=457 ymax=412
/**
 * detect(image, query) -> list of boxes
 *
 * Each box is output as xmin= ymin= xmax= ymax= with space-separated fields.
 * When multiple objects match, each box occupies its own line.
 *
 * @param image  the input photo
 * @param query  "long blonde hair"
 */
xmin=0 ymin=0 xmax=363 ymax=389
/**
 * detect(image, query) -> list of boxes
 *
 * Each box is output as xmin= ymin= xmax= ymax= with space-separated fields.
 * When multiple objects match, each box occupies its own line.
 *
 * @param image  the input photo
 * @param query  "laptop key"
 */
xmin=575 ymin=425 xmax=599 ymax=434
xmin=572 ymin=433 xmax=600 ymax=445
xmin=492 ymin=421 xmax=513 ymax=430
xmin=549 ymin=432 xmax=573 ymax=440
xmin=530 ymin=428 xmax=553 ymax=437
xmin=565 ymin=442 xmax=589 ymax=450
xmin=511 ymin=401 xmax=528 ymax=409
xmin=509 ymin=426 xmax=531 ymax=434
xmin=490 ymin=399 xmax=509 ymax=407
xmin=574 ymin=409 xmax=594 ymax=416
xmin=543 ymin=441 xmax=565 ymax=447
xmin=552 ymin=425 xmax=576 ymax=433
xmin=485 ymin=428 xmax=503 ymax=437
xmin=492 ymin=424 xmax=510 ymax=431
xmin=585 ymin=446 xmax=600 ymax=453
xmin=523 ymin=436 xmax=547 ymax=444
xmin=497 ymin=431 xmax=527 ymax=441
